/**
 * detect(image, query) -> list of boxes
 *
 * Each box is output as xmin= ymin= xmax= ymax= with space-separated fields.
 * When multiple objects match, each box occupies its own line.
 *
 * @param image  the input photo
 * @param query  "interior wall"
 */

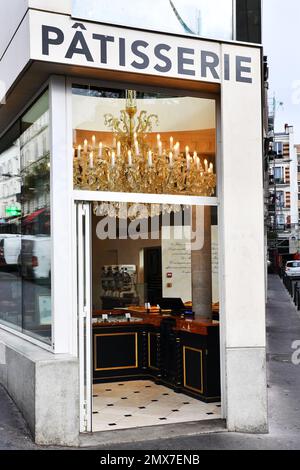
xmin=72 ymin=96 xmax=216 ymax=133
xmin=91 ymin=214 xmax=219 ymax=310
xmin=92 ymin=214 xmax=160 ymax=309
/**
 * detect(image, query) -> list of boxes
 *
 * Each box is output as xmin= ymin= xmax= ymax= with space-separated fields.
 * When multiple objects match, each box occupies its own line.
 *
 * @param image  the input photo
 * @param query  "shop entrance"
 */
xmin=77 ymin=200 xmax=222 ymax=433
xmin=73 ymin=82 xmax=222 ymax=433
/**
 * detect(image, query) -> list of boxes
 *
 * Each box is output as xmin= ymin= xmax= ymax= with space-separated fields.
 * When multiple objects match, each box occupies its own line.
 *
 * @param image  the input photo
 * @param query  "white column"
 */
xmin=49 ymin=76 xmax=76 ymax=354
xmin=220 ymin=44 xmax=268 ymax=433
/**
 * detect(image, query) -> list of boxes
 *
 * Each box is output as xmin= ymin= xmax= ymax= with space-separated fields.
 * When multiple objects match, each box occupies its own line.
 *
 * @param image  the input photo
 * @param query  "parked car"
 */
xmin=0 ymin=235 xmax=21 ymax=269
xmin=285 ymin=261 xmax=300 ymax=278
xmin=18 ymin=236 xmax=51 ymax=281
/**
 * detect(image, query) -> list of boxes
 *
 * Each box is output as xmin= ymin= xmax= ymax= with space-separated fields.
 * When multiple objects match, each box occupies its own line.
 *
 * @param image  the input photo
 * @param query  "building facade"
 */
xmin=267 ymin=124 xmax=299 ymax=269
xmin=0 ymin=1 xmax=267 ymax=446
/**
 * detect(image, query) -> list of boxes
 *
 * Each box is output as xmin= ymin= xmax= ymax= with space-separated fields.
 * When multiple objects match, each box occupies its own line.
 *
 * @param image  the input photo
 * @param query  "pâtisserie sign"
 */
xmin=30 ymin=10 xmax=257 ymax=85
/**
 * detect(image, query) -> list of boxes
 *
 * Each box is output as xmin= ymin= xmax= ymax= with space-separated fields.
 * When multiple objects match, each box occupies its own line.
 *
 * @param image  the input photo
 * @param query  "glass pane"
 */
xmin=0 ymin=141 xmax=22 ymax=331
xmin=0 ymin=90 xmax=52 ymax=345
xmin=72 ymin=0 xmax=233 ymax=41
xmin=92 ymin=202 xmax=219 ymax=320
xmin=73 ymin=86 xmax=217 ymax=197
xmin=20 ymin=91 xmax=52 ymax=344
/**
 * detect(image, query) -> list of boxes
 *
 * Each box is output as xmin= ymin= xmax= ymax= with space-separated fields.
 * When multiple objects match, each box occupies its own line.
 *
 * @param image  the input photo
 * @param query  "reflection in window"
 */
xmin=0 ymin=90 xmax=52 ymax=344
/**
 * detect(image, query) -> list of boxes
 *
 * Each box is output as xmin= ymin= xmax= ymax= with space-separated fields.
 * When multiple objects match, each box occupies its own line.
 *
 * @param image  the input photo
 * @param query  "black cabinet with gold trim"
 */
xmin=93 ymin=322 xmax=220 ymax=403
xmin=93 ymin=325 xmax=147 ymax=381
xmin=180 ymin=327 xmax=220 ymax=402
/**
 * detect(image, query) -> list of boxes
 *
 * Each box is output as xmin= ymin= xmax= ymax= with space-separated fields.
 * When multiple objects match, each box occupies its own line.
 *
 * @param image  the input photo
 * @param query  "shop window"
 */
xmin=236 ymin=0 xmax=262 ymax=44
xmin=0 ymin=89 xmax=52 ymax=345
xmin=72 ymin=86 xmax=217 ymax=198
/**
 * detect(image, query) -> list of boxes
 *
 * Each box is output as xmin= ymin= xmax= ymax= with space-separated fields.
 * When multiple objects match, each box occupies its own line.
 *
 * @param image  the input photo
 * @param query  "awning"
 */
xmin=23 ymin=208 xmax=47 ymax=225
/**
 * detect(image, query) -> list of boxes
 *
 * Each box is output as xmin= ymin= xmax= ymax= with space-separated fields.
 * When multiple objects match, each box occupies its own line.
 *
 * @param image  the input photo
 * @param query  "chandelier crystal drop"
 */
xmin=73 ymin=90 xmax=217 ymax=217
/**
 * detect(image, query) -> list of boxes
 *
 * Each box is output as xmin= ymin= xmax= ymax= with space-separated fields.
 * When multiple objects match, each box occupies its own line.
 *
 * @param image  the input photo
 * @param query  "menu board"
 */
xmin=211 ymin=226 xmax=219 ymax=303
xmin=161 ymin=226 xmax=192 ymax=303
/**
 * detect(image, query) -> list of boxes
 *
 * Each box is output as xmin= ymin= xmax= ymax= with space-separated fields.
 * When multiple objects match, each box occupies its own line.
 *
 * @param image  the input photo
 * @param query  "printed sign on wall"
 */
xmin=72 ymin=0 xmax=233 ymax=41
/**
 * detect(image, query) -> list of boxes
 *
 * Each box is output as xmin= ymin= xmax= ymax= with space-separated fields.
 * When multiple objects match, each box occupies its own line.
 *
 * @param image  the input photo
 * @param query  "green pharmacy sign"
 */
xmin=5 ymin=206 xmax=21 ymax=217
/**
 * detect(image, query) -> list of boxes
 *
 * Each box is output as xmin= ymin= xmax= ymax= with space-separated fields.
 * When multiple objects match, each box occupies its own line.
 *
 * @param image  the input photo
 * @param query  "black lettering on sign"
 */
xmin=65 ymin=30 xmax=94 ymax=62
xmin=178 ymin=47 xmax=195 ymax=76
xmin=201 ymin=51 xmax=220 ymax=80
xmin=224 ymin=54 xmax=230 ymax=81
xmin=93 ymin=34 xmax=114 ymax=64
xmin=154 ymin=44 xmax=172 ymax=73
xmin=131 ymin=40 xmax=150 ymax=69
xmin=119 ymin=38 xmax=126 ymax=67
xmin=236 ymin=56 xmax=252 ymax=83
xmin=42 ymin=25 xmax=64 ymax=56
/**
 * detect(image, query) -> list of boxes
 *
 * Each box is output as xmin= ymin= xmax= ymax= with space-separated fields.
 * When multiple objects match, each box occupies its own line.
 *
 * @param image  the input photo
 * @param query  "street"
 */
xmin=0 ymin=275 xmax=300 ymax=450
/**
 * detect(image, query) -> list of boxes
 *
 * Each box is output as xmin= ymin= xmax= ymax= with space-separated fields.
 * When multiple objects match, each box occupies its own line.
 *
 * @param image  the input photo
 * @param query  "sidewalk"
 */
xmin=1 ymin=275 xmax=300 ymax=450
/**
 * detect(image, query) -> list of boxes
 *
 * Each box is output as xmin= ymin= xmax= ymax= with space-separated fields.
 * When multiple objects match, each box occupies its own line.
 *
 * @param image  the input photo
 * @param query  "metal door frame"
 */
xmin=77 ymin=202 xmax=92 ymax=433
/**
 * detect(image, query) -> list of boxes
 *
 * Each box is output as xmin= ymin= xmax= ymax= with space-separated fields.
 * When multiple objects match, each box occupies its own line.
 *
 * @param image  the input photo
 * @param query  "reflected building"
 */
xmin=20 ymin=110 xmax=50 ymax=229
xmin=0 ymin=142 xmax=21 ymax=225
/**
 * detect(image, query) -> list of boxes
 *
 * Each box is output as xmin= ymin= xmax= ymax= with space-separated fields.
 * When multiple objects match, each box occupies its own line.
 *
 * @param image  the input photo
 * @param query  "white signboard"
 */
xmin=211 ymin=225 xmax=219 ymax=303
xmin=29 ymin=10 xmax=256 ymax=86
xmin=72 ymin=0 xmax=234 ymax=41
xmin=162 ymin=226 xmax=192 ymax=303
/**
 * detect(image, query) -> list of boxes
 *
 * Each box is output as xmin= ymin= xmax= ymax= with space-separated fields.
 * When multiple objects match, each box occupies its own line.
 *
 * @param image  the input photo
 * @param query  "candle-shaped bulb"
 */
xmin=77 ymin=145 xmax=81 ymax=160
xmin=158 ymin=141 xmax=162 ymax=157
xmin=128 ymin=150 xmax=133 ymax=167
xmin=174 ymin=142 xmax=180 ymax=157
xmin=209 ymin=163 xmax=214 ymax=172
xmin=117 ymin=141 xmax=121 ymax=157
xmin=148 ymin=150 xmax=153 ymax=167
xmin=170 ymin=136 xmax=174 ymax=150
xmin=204 ymin=159 xmax=208 ymax=172
xmin=92 ymin=135 xmax=96 ymax=149
xmin=89 ymin=151 xmax=94 ymax=168
xmin=196 ymin=157 xmax=200 ymax=170
xmin=84 ymin=139 xmax=88 ymax=153
xmin=135 ymin=139 xmax=139 ymax=155
xmin=193 ymin=151 xmax=198 ymax=163
xmin=111 ymin=151 xmax=115 ymax=167
xmin=157 ymin=134 xmax=161 ymax=143
xmin=185 ymin=146 xmax=190 ymax=157
xmin=187 ymin=156 xmax=191 ymax=171
xmin=169 ymin=151 xmax=173 ymax=168
xmin=98 ymin=142 xmax=103 ymax=158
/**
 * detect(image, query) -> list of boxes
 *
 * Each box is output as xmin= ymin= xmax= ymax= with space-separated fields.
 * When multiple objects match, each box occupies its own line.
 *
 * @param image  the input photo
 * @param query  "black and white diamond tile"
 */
xmin=92 ymin=380 xmax=221 ymax=432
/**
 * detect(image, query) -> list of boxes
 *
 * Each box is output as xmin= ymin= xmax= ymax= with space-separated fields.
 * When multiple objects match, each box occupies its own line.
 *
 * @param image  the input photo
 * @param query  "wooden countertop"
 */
xmin=92 ymin=309 xmax=219 ymax=336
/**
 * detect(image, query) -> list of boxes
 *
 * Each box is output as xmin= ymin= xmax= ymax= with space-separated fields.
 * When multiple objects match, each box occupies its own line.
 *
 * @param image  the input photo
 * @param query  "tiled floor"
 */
xmin=92 ymin=380 xmax=221 ymax=432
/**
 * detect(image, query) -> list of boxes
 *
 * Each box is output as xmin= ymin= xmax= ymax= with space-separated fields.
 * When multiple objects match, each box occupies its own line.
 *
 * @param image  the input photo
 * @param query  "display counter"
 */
xmin=92 ymin=309 xmax=220 ymax=402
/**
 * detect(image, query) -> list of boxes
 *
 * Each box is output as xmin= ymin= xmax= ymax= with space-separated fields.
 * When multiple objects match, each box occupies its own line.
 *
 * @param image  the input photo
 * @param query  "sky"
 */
xmin=263 ymin=0 xmax=300 ymax=142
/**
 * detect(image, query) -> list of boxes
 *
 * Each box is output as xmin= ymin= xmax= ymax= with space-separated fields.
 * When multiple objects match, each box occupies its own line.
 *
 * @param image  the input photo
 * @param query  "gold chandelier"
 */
xmin=73 ymin=90 xmax=216 ymax=217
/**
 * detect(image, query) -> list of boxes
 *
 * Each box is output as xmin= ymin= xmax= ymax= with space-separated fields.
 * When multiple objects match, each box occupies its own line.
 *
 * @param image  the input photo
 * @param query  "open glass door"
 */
xmin=77 ymin=202 xmax=92 ymax=433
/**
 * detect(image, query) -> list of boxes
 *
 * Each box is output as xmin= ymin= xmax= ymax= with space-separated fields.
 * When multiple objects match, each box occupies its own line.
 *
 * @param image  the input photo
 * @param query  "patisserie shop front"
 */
xmin=0 ymin=6 xmax=267 ymax=445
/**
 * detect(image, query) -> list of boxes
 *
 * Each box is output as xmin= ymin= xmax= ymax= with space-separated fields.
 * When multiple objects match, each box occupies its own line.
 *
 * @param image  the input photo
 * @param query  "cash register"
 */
xmin=159 ymin=298 xmax=194 ymax=318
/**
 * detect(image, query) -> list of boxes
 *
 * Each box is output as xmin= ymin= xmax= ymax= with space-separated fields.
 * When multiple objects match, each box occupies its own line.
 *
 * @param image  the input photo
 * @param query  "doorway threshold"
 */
xmin=79 ymin=419 xmax=227 ymax=448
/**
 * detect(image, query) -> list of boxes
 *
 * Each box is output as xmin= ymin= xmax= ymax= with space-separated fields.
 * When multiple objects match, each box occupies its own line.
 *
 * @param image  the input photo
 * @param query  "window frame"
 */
xmin=0 ymin=80 xmax=54 ymax=352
